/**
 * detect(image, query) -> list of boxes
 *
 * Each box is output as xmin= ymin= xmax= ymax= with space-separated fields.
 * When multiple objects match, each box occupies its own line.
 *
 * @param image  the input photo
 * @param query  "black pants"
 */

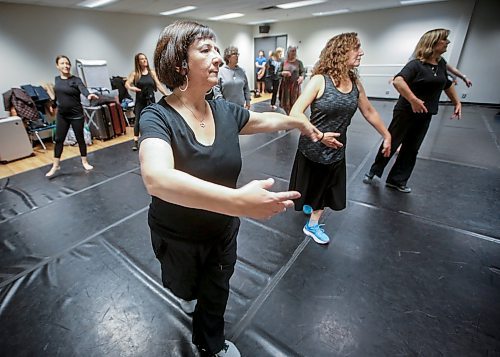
xmin=270 ymin=79 xmax=280 ymax=106
xmin=369 ymin=110 xmax=432 ymax=185
xmin=54 ymin=114 xmax=86 ymax=158
xmin=133 ymin=101 xmax=146 ymax=137
xmin=150 ymin=218 xmax=239 ymax=355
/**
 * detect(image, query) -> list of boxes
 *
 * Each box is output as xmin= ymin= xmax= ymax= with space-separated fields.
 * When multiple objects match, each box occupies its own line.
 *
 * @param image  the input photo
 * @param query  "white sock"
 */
xmin=308 ymin=219 xmax=318 ymax=227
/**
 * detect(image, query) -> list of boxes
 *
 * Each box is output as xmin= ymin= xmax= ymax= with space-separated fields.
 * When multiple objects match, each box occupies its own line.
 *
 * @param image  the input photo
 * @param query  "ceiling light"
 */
xmin=247 ymin=19 xmax=277 ymax=25
xmin=78 ymin=0 xmax=118 ymax=8
xmin=276 ymin=0 xmax=327 ymax=10
xmin=208 ymin=13 xmax=244 ymax=21
xmin=400 ymin=0 xmax=446 ymax=5
xmin=160 ymin=6 xmax=197 ymax=16
xmin=313 ymin=9 xmax=350 ymax=16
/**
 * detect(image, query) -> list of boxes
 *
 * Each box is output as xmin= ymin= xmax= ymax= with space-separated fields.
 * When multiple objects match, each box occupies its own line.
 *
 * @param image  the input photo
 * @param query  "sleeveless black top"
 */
xmin=298 ymin=75 xmax=359 ymax=164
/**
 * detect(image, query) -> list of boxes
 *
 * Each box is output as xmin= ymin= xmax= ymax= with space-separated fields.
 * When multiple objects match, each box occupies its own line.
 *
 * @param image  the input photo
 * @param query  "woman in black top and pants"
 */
xmin=364 ymin=28 xmax=461 ymax=193
xmin=139 ymin=20 xmax=327 ymax=357
xmin=46 ymin=55 xmax=98 ymax=177
xmin=125 ymin=53 xmax=168 ymax=151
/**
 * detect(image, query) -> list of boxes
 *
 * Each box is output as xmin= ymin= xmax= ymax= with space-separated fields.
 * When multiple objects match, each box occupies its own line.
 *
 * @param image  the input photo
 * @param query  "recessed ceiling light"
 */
xmin=247 ymin=19 xmax=277 ymax=25
xmin=160 ymin=6 xmax=197 ymax=16
xmin=78 ymin=0 xmax=118 ymax=8
xmin=276 ymin=0 xmax=327 ymax=10
xmin=208 ymin=13 xmax=244 ymax=21
xmin=400 ymin=0 xmax=446 ymax=5
xmin=313 ymin=9 xmax=350 ymax=16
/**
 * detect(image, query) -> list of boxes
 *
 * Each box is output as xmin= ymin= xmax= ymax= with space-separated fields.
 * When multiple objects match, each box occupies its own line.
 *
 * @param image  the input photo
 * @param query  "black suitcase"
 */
xmin=84 ymin=105 xmax=114 ymax=140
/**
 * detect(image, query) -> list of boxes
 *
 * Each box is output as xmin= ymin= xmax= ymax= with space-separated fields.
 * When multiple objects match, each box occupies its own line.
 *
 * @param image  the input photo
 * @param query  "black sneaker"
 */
xmin=386 ymin=182 xmax=411 ymax=193
xmin=363 ymin=172 xmax=374 ymax=184
xmin=132 ymin=141 xmax=139 ymax=151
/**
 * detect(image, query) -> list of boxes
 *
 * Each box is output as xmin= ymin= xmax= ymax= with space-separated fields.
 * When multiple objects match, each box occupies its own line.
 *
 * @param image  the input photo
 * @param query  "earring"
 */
xmin=205 ymin=87 xmax=213 ymax=95
xmin=179 ymin=75 xmax=189 ymax=92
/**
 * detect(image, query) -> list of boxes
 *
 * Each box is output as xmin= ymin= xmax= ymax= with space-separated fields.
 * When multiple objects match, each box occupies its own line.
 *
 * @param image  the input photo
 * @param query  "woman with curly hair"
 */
xmin=288 ymin=32 xmax=391 ymax=244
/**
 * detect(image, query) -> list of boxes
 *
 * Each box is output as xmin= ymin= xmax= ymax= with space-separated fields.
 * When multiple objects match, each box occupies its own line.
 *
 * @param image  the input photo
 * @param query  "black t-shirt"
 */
xmin=394 ymin=58 xmax=452 ymax=115
xmin=139 ymin=98 xmax=250 ymax=241
xmin=54 ymin=76 xmax=89 ymax=118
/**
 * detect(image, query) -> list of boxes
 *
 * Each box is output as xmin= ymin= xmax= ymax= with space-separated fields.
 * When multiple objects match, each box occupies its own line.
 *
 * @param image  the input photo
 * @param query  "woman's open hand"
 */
xmin=320 ymin=132 xmax=343 ymax=149
xmin=235 ymin=178 xmax=299 ymax=220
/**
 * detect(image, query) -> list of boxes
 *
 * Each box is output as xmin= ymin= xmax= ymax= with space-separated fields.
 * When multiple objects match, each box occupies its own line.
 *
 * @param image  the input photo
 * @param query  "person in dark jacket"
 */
xmin=46 ymin=55 xmax=98 ymax=177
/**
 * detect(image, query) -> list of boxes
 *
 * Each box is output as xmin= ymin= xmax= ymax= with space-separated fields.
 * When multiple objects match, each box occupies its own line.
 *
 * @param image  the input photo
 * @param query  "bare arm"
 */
xmin=446 ymin=64 xmax=472 ymax=87
xmin=139 ymin=138 xmax=300 ymax=219
xmin=151 ymin=70 xmax=170 ymax=97
xmin=289 ymin=74 xmax=342 ymax=149
xmin=356 ymin=80 xmax=391 ymax=157
xmin=125 ymin=72 xmax=141 ymax=93
xmin=444 ymin=84 xmax=462 ymax=119
xmin=393 ymin=76 xmax=428 ymax=114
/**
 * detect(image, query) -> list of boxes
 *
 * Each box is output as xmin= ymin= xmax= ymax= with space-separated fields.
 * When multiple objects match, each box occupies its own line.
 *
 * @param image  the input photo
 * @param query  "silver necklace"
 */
xmin=430 ymin=64 xmax=438 ymax=77
xmin=173 ymin=92 xmax=207 ymax=128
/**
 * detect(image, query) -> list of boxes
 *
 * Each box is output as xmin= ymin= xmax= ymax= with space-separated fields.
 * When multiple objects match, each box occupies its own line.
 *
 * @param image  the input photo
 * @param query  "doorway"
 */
xmin=253 ymin=35 xmax=287 ymax=90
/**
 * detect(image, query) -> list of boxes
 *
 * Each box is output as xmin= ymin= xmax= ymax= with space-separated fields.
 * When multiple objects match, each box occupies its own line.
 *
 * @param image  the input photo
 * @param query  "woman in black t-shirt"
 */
xmin=45 ymin=55 xmax=98 ymax=177
xmin=139 ymin=20 xmax=331 ymax=357
xmin=125 ymin=53 xmax=169 ymax=151
xmin=363 ymin=28 xmax=461 ymax=193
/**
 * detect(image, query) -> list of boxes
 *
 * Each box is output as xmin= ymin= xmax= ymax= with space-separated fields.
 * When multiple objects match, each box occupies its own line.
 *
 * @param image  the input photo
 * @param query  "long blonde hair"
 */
xmin=413 ymin=28 xmax=450 ymax=61
xmin=312 ymin=32 xmax=359 ymax=86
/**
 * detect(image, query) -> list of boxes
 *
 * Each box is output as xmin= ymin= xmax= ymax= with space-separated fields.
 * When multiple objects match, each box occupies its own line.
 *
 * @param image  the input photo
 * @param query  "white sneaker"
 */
xmin=215 ymin=340 xmax=240 ymax=357
xmin=179 ymin=298 xmax=196 ymax=314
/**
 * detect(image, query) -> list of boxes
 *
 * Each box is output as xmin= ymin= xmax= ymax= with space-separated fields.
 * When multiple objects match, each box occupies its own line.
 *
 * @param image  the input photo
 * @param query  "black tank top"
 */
xmin=298 ymin=75 xmax=359 ymax=164
xmin=135 ymin=72 xmax=156 ymax=105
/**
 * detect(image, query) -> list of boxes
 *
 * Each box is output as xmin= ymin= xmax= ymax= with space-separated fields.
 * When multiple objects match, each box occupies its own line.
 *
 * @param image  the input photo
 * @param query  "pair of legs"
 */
xmin=132 ymin=101 xmax=147 ymax=150
xmin=255 ymin=77 xmax=265 ymax=96
xmin=150 ymin=218 xmax=239 ymax=355
xmin=289 ymin=151 xmax=346 ymax=244
xmin=270 ymin=79 xmax=280 ymax=109
xmin=46 ymin=115 xmax=92 ymax=177
xmin=368 ymin=110 xmax=432 ymax=187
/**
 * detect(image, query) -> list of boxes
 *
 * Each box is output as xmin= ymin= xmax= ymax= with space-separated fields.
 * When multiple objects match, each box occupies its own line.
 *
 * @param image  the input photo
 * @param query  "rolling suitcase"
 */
xmin=0 ymin=116 xmax=33 ymax=162
xmin=84 ymin=106 xmax=114 ymax=140
xmin=106 ymin=102 xmax=127 ymax=136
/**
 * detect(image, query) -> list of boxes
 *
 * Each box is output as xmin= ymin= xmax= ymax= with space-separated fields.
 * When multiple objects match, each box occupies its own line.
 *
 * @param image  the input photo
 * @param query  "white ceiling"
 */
xmin=1 ymin=0 xmax=451 ymax=25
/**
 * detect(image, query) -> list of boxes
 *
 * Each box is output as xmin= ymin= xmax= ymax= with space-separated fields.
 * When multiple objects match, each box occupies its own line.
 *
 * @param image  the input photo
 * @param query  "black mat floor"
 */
xmin=1 ymin=100 xmax=499 ymax=356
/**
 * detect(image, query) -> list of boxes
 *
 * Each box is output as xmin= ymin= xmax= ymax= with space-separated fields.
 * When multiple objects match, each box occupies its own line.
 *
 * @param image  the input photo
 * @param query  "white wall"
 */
xmin=1 ymin=0 xmax=498 ymax=116
xmin=252 ymin=0 xmax=499 ymax=104
xmin=0 ymin=3 xmax=254 ymax=115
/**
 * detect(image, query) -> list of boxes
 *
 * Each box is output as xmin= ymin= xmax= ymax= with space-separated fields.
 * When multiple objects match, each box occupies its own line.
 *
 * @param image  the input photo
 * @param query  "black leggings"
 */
xmin=54 ymin=114 xmax=86 ymax=158
xmin=369 ymin=110 xmax=432 ymax=185
xmin=270 ymin=79 xmax=280 ymax=106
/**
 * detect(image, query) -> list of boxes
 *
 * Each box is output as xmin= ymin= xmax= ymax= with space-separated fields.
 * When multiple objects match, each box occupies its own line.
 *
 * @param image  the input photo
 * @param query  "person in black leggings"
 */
xmin=125 ymin=53 xmax=169 ymax=151
xmin=46 ymin=55 xmax=98 ymax=177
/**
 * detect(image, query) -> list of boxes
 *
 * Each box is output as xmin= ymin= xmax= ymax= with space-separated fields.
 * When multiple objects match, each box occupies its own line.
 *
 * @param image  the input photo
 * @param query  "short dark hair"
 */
xmin=55 ymin=55 xmax=71 ymax=65
xmin=223 ymin=46 xmax=239 ymax=65
xmin=154 ymin=20 xmax=216 ymax=90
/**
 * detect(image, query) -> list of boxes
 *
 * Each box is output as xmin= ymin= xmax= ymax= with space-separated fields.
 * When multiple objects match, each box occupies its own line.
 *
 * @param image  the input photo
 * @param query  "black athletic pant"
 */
xmin=369 ymin=110 xmax=432 ymax=185
xmin=150 ymin=218 xmax=239 ymax=355
xmin=270 ymin=79 xmax=280 ymax=106
xmin=54 ymin=114 xmax=86 ymax=158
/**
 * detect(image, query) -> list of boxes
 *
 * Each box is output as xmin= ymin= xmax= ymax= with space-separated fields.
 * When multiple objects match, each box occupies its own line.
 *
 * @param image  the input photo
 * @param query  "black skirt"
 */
xmin=288 ymin=150 xmax=346 ymax=212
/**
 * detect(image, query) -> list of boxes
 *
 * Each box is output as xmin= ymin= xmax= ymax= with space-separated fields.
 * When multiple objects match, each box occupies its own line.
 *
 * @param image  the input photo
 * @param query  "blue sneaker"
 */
xmin=303 ymin=223 xmax=330 ymax=244
xmin=302 ymin=205 xmax=313 ymax=215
